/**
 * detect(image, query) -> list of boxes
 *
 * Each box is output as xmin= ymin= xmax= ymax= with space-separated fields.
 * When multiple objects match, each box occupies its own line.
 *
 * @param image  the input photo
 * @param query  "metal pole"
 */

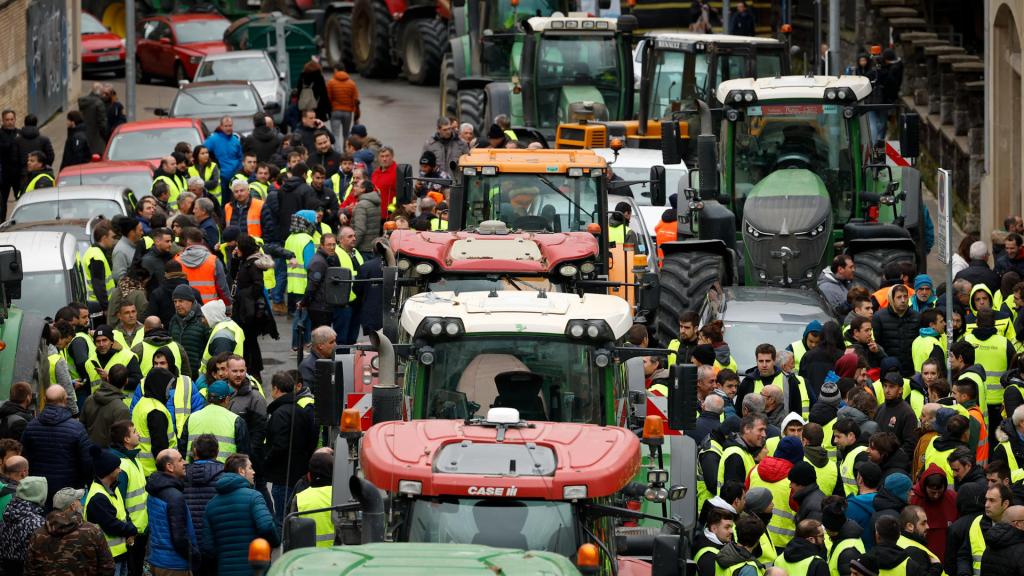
xmin=722 ymin=0 xmax=730 ymax=35
xmin=814 ymin=0 xmax=822 ymax=74
xmin=125 ymin=0 xmax=136 ymax=122
xmin=942 ymin=170 xmax=954 ymax=378
xmin=829 ymin=0 xmax=840 ymax=75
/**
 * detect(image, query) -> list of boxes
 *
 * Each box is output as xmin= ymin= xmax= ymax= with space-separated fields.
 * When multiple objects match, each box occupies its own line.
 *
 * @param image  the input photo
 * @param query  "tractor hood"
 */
xmin=390 ymin=230 xmax=599 ymax=274
xmin=741 ymin=169 xmax=833 ymax=287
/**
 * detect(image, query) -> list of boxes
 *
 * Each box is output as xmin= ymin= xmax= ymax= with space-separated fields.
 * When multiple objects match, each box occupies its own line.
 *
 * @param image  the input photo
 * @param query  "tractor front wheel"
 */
xmin=402 ymin=18 xmax=446 ymax=85
xmin=851 ymin=247 xmax=916 ymax=293
xmin=352 ymin=0 xmax=398 ymax=78
xmin=458 ymin=88 xmax=486 ymax=136
xmin=655 ymin=250 xmax=723 ymax=346
xmin=440 ymin=53 xmax=458 ymax=117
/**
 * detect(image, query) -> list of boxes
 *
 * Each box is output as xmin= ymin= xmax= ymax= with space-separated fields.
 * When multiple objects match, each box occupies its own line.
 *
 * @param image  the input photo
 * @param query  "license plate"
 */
xmin=98 ymin=55 xmax=119 ymax=62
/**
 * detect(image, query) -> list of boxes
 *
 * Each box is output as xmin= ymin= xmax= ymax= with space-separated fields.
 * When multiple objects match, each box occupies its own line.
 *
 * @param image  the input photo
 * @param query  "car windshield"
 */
xmin=12 ymin=199 xmax=122 ymax=222
xmin=421 ymin=336 xmax=602 ymax=423
xmin=723 ymin=321 xmax=817 ymax=373
xmin=60 ymin=172 xmax=152 ymax=198
xmin=173 ymin=19 xmax=228 ymax=44
xmin=81 ymin=13 xmax=108 ymax=35
xmin=14 ymin=271 xmax=67 ymax=318
xmin=196 ymin=57 xmax=277 ymax=82
xmin=407 ymin=498 xmax=577 ymax=558
xmin=171 ymin=87 xmax=259 ymax=117
xmin=106 ymin=127 xmax=202 ymax=161
xmin=731 ymin=102 xmax=855 ymax=219
xmin=463 ymin=173 xmax=600 ymax=232
xmin=535 ymin=34 xmax=621 ymax=128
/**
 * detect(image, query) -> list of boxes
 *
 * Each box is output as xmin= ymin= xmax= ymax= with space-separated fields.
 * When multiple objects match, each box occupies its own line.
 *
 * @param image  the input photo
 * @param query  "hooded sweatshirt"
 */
xmin=178 ymin=244 xmax=231 ymax=306
xmin=714 ymin=541 xmax=762 ymax=576
xmin=945 ymin=482 xmax=986 ymax=576
xmin=908 ymin=463 xmax=957 ymax=561
xmin=777 ymin=537 xmax=829 ymax=576
xmin=866 ymin=473 xmax=911 ymax=548
xmin=141 ymin=369 xmax=172 ymax=457
xmin=81 ymin=382 xmax=130 ymax=447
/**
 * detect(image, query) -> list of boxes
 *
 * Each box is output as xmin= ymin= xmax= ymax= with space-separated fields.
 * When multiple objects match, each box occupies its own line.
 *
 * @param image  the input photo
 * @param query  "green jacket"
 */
xmin=168 ymin=303 xmax=211 ymax=381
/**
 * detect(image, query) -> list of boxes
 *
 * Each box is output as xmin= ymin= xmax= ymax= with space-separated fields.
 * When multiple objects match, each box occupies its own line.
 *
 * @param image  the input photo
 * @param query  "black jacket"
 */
xmin=21 ymin=405 xmax=93 ymax=504
xmin=829 ymin=520 xmax=864 ymax=576
xmin=872 ymin=306 xmax=920 ymax=376
xmin=980 ymin=522 xmax=1024 ymax=576
xmin=15 ymin=125 xmax=54 ymax=167
xmin=777 ymin=538 xmax=828 ymax=576
xmin=142 ymin=247 xmax=175 ymax=292
xmin=691 ymin=531 xmax=725 ymax=576
xmin=148 ymin=275 xmax=201 ymax=328
xmin=953 ymin=461 xmax=988 ymax=493
xmin=792 ymin=484 xmax=825 ymax=523
xmin=78 ymin=92 xmax=108 ymax=154
xmin=309 ymin=148 xmax=341 ymax=175
xmin=86 ymin=479 xmax=137 ymax=540
xmin=728 ymin=9 xmax=756 ymax=36
xmin=61 ymin=124 xmax=92 ymax=170
xmin=0 ymin=401 xmax=34 ymax=441
xmin=799 ymin=347 xmax=843 ymax=396
xmin=242 ymin=126 xmax=283 ymax=164
xmin=900 ymin=531 xmax=942 ymax=575
xmin=954 ymin=260 xmax=1001 ymax=295
xmin=874 ymin=396 xmax=918 ymax=462
xmin=692 ymin=411 xmax=721 ymax=445
xmin=993 ymin=419 xmax=1024 ymax=474
xmin=945 ymin=483 xmax=986 ymax=576
xmin=738 ymin=367 xmax=806 ymax=416
xmin=0 ymin=127 xmax=20 ymax=185
xmin=877 ymin=447 xmax=912 ymax=479
xmin=863 ymin=541 xmax=926 ymax=575
xmin=264 ymin=393 xmax=316 ymax=486
xmin=720 ymin=437 xmax=760 ymax=486
xmin=302 ymin=248 xmax=338 ymax=313
xmin=808 ymin=400 xmax=838 ymax=426
xmin=867 ymin=482 xmax=908 ymax=547
xmin=142 ymin=376 xmax=172 ymax=457
xmin=266 ymin=177 xmax=318 ymax=243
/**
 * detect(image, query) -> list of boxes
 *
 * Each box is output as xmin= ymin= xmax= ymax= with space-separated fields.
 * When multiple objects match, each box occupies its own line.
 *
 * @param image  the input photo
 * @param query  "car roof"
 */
xmin=180 ymin=80 xmax=252 ymax=90
xmin=148 ymin=13 xmax=228 ymax=22
xmin=718 ymin=287 xmax=832 ymax=324
xmin=13 ymin=185 xmax=128 ymax=205
xmin=0 ymin=231 xmax=78 ymax=272
xmin=644 ymin=31 xmax=784 ymax=45
xmin=199 ymin=50 xmax=267 ymax=61
xmin=594 ymin=148 xmax=688 ymax=170
xmin=111 ymin=118 xmax=203 ymax=133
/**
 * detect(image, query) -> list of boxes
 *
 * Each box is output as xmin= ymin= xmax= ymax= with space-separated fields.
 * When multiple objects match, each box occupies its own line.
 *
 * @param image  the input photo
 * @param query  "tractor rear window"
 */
xmin=433 ymin=442 xmax=557 ymax=476
xmin=422 ymin=336 xmax=601 ymax=424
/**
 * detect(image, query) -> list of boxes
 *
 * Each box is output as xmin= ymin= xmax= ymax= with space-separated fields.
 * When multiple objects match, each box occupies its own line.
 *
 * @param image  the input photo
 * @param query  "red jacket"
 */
xmin=371 ymin=162 xmax=397 ymax=219
xmin=908 ymin=463 xmax=957 ymax=562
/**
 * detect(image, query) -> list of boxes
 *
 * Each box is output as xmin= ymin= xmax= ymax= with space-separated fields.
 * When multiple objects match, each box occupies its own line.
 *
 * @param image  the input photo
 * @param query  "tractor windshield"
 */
xmin=489 ymin=0 xmax=562 ymax=30
xmin=462 ymin=173 xmax=600 ymax=232
xmin=419 ymin=336 xmax=602 ymax=424
xmin=647 ymin=48 xmax=786 ymax=117
xmin=406 ymin=498 xmax=577 ymax=557
xmin=730 ymin=102 xmax=855 ymax=220
xmin=535 ymin=34 xmax=622 ymax=129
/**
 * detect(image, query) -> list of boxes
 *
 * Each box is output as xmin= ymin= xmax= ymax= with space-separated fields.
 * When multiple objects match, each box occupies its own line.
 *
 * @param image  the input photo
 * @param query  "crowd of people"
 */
xmin=641 ymin=232 xmax=1024 ymax=575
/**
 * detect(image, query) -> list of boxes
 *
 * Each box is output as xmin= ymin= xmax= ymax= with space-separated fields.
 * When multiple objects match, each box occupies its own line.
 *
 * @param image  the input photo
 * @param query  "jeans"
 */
xmin=330 ymin=110 xmax=353 ymax=151
xmin=272 ymin=257 xmax=287 ymax=304
xmin=332 ymin=305 xmax=361 ymax=345
xmin=272 ymin=483 xmax=294 ymax=529
xmin=292 ymin=307 xmax=311 ymax=349
xmin=113 ymin=558 xmax=130 ymax=576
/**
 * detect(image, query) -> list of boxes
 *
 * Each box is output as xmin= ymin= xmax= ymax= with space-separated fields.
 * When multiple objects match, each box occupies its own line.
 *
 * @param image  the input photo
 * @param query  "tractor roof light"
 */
xmin=582 ymin=20 xmax=595 ymax=29
xmin=563 ymin=485 xmax=588 ymax=500
xmin=463 ymin=167 xmax=478 ymax=176
xmin=248 ymin=539 xmax=271 ymax=567
xmin=781 ymin=23 xmax=793 ymax=33
xmin=415 ymin=316 xmax=466 ymax=341
xmin=565 ymin=319 xmax=615 ymax=342
xmin=340 ymin=408 xmax=362 ymax=434
xmin=568 ymin=167 xmax=584 ymax=177
xmin=398 ymin=480 xmax=422 ymax=496
xmin=383 ymin=220 xmax=397 ymax=231
xmin=726 ymin=90 xmax=757 ymax=105
xmin=586 ymin=223 xmax=601 ymax=235
xmin=609 ymin=137 xmax=624 ymax=151
xmin=642 ymin=415 xmax=665 ymax=444
xmin=596 ymin=20 xmax=610 ymax=29
xmin=481 ymin=166 xmax=497 ymax=175
xmin=550 ymin=19 xmax=565 ymax=29
xmin=577 ymin=543 xmax=600 ymax=571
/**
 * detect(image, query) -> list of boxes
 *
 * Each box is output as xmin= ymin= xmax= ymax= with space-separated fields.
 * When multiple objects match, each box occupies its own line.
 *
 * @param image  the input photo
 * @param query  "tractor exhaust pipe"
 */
xmin=369 ymin=329 xmax=402 ymax=423
xmin=695 ymin=98 xmax=713 ymax=136
xmin=349 ymin=476 xmax=385 ymax=544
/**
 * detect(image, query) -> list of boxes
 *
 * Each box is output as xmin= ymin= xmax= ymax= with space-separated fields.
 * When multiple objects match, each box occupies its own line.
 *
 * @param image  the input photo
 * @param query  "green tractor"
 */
xmin=441 ymin=0 xmax=579 ymax=118
xmin=654 ymin=75 xmax=924 ymax=342
xmin=0 ymin=246 xmax=48 ymax=398
xmin=454 ymin=11 xmax=636 ymax=140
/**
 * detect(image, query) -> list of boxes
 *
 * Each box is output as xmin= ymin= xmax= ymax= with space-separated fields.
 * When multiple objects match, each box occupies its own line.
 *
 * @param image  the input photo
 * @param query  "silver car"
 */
xmin=193 ymin=50 xmax=288 ymax=124
xmin=7 ymin=185 xmax=134 ymax=224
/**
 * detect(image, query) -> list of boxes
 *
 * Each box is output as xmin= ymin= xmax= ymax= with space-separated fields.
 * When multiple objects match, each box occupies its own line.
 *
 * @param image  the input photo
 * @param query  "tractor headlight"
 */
xmin=563 ymin=485 xmax=587 ymax=499
xmin=415 ymin=317 xmax=466 ymax=340
xmin=565 ymin=320 xmax=614 ymax=341
xmin=594 ymin=349 xmax=611 ymax=368
xmin=399 ymin=480 xmax=422 ymax=496
xmin=481 ymin=166 xmax=497 ymax=176
xmin=726 ymin=108 xmax=740 ymax=122
xmin=559 ymin=264 xmax=578 ymax=277
xmin=414 ymin=262 xmax=434 ymax=275
xmin=580 ymin=261 xmax=596 ymax=274
xmin=397 ymin=259 xmax=412 ymax=271
xmin=644 ymin=486 xmax=669 ymax=503
xmin=418 ymin=347 xmax=436 ymax=365
xmin=569 ymin=323 xmax=585 ymax=338
xmin=647 ymin=469 xmax=669 ymax=485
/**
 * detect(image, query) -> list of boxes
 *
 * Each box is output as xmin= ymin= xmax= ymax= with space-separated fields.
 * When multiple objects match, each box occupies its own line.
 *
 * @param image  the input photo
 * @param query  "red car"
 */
xmin=58 ymin=161 xmax=154 ymax=198
xmin=136 ymin=13 xmax=230 ymax=83
xmin=81 ymin=12 xmax=125 ymax=76
xmin=102 ymin=118 xmax=209 ymax=168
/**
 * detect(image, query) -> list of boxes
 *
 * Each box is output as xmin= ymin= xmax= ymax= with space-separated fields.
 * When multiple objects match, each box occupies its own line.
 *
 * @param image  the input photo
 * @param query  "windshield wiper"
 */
xmin=176 ymin=90 xmax=238 ymax=111
xmin=535 ymin=175 xmax=593 ymax=221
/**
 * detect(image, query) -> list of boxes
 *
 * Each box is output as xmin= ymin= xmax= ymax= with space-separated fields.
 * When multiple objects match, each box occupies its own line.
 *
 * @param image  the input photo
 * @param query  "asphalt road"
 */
xmin=72 ymin=71 xmax=437 ymax=375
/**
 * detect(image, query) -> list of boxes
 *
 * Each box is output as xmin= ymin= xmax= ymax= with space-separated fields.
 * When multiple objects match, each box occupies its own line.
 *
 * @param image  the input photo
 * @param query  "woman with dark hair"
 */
xmin=298 ymin=60 xmax=331 ymax=122
xmin=798 ymin=320 xmax=846 ymax=396
xmin=698 ymin=320 xmax=736 ymax=372
xmin=189 ymin=145 xmax=222 ymax=206
xmin=231 ymin=234 xmax=278 ymax=379
xmin=868 ymin=430 xmax=910 ymax=478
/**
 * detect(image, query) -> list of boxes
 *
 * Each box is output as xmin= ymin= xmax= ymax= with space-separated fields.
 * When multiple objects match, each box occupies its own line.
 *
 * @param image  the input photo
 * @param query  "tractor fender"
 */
xmin=669 ymin=434 xmax=698 ymax=535
xmin=451 ymin=4 xmax=467 ymax=37
xmin=456 ymin=76 xmax=492 ymax=92
xmin=399 ymin=4 xmax=438 ymax=21
xmin=485 ymin=81 xmax=514 ymax=121
xmin=449 ymin=37 xmax=467 ymax=82
xmin=660 ymin=239 xmax=736 ymax=286
xmin=845 ymin=236 xmax=918 ymax=259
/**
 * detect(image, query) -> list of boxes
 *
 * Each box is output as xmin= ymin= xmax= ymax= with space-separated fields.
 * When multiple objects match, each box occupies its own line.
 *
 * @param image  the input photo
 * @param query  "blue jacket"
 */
xmin=201 ymin=473 xmax=279 ymax=576
xmin=183 ymin=460 xmax=222 ymax=546
xmin=21 ymin=405 xmax=93 ymax=504
xmin=146 ymin=472 xmax=198 ymax=570
xmin=847 ymin=492 xmax=877 ymax=546
xmin=203 ymin=129 xmax=243 ymax=185
xmin=130 ymin=378 xmax=206 ymax=430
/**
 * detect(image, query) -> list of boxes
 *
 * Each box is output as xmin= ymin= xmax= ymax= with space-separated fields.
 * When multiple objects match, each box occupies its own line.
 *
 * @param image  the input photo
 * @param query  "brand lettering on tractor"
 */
xmin=467 ymin=486 xmax=518 ymax=497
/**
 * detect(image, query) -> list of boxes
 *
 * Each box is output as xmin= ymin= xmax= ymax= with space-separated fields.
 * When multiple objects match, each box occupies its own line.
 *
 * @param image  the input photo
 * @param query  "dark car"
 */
xmin=699 ymin=286 xmax=834 ymax=372
xmin=155 ymin=80 xmax=280 ymax=137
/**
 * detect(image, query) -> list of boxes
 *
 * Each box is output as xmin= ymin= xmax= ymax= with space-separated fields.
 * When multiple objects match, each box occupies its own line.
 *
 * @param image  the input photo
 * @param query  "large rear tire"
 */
xmin=352 ymin=0 xmax=398 ymax=78
xmin=440 ymin=52 xmax=458 ymax=117
xmin=402 ymin=18 xmax=446 ymax=85
xmin=655 ymin=250 xmax=723 ymax=347
xmin=458 ymin=88 xmax=486 ymax=136
xmin=323 ymin=12 xmax=354 ymax=71
xmin=851 ymin=248 xmax=916 ymax=292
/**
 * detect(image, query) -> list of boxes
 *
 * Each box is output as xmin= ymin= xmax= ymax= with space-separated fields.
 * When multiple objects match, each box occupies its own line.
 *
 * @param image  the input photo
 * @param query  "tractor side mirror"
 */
xmin=598 ymin=0 xmax=611 ymax=9
xmin=282 ymin=516 xmax=317 ymax=552
xmin=395 ymin=163 xmax=414 ymax=205
xmin=324 ymin=267 xmax=352 ymax=307
xmin=649 ymin=165 xmax=666 ymax=207
xmin=668 ymin=363 xmax=697 ymax=431
xmin=452 ymin=0 xmax=465 ymax=7
xmin=660 ymin=121 xmax=682 ymax=166
xmin=650 ymin=535 xmax=683 ymax=576
xmin=637 ymin=273 xmax=660 ymax=320
xmin=616 ymin=15 xmax=639 ymax=33
xmin=899 ymin=112 xmax=920 ymax=159
xmin=696 ymin=134 xmax=719 ymax=201
xmin=0 ymin=248 xmax=23 ymax=303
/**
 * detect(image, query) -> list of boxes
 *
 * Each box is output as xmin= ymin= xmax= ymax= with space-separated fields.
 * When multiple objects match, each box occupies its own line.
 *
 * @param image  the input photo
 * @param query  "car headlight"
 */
xmin=189 ymin=56 xmax=201 ymax=64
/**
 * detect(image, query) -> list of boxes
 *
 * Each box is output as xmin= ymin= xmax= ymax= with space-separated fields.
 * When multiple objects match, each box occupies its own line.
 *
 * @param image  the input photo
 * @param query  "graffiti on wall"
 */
xmin=26 ymin=0 xmax=68 ymax=119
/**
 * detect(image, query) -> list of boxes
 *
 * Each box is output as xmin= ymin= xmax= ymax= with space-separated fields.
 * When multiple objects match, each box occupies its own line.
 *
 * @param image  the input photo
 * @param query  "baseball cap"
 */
xmin=206 ymin=380 xmax=234 ymax=400
xmin=52 ymin=487 xmax=85 ymax=511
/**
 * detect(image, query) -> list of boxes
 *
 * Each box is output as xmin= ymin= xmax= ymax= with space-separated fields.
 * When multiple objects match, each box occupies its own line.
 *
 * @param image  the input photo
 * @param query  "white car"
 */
xmin=0 ymin=231 xmax=86 ymax=319
xmin=8 ymin=185 xmax=133 ymax=224
xmin=193 ymin=50 xmax=288 ymax=124
xmin=595 ymin=147 xmax=689 ymax=206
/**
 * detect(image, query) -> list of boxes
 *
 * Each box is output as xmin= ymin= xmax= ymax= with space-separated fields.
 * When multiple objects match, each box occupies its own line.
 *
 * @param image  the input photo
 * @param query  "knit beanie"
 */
xmin=788 ymin=461 xmax=817 ymax=486
xmin=744 ymin=487 xmax=773 ymax=512
xmin=90 ymin=446 xmax=122 ymax=479
xmin=819 ymin=380 xmax=841 ymax=406
xmin=914 ymin=274 xmax=933 ymax=290
xmin=834 ymin=353 xmax=860 ymax=379
xmin=883 ymin=473 xmax=912 ymax=503
xmin=821 ymin=498 xmax=847 ymax=533
xmin=171 ymin=284 xmax=195 ymax=302
xmin=774 ymin=436 xmax=804 ymax=464
xmin=691 ymin=344 xmax=716 ymax=366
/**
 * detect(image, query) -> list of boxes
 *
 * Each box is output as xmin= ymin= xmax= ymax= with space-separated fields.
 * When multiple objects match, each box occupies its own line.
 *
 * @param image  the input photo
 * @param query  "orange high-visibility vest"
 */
xmin=176 ymin=252 xmax=219 ymax=303
xmin=225 ymin=199 xmax=264 ymax=239
xmin=654 ymin=219 xmax=676 ymax=262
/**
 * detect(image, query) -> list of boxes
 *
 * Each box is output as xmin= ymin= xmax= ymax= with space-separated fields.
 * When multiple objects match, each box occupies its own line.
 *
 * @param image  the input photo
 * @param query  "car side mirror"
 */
xmin=153 ymin=108 xmax=168 ymax=117
xmin=264 ymin=101 xmax=281 ymax=114
xmin=279 ymin=70 xmax=287 ymax=81
xmin=159 ymin=36 xmax=171 ymax=44
xmin=696 ymin=134 xmax=719 ymax=201
xmin=649 ymin=165 xmax=666 ymax=207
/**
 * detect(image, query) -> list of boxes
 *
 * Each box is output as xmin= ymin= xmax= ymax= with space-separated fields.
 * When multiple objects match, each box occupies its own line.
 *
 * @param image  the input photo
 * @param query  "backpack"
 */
xmin=298 ymin=82 xmax=319 ymax=112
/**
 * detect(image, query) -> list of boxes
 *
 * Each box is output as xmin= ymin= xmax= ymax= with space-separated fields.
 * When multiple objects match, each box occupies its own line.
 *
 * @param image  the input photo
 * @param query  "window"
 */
xmin=106 ymin=127 xmax=203 ymax=161
xmin=534 ymin=34 xmax=621 ymax=128
xmin=195 ymin=57 xmax=278 ymax=82
xmin=462 ymin=173 xmax=600 ymax=232
xmin=14 ymin=271 xmax=69 ymax=318
xmin=171 ymin=87 xmax=260 ymax=117
xmin=12 ymin=199 xmax=123 ymax=222
xmin=173 ymin=19 xmax=229 ymax=44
